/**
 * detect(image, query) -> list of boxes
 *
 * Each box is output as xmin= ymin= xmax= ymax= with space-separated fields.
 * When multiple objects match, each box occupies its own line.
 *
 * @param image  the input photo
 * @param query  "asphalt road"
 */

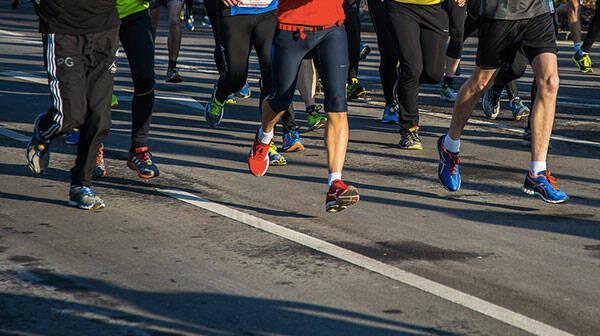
xmin=0 ymin=4 xmax=599 ymax=336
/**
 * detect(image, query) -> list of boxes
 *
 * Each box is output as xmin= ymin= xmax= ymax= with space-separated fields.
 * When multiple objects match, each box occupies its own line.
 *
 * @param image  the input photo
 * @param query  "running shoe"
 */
xmin=185 ymin=16 xmax=195 ymax=31
xmin=359 ymin=42 xmax=371 ymax=61
xmin=572 ymin=52 xmax=593 ymax=73
xmin=224 ymin=94 xmax=237 ymax=105
xmin=26 ymin=116 xmax=50 ymax=175
xmin=248 ymin=133 xmax=270 ymax=176
xmin=381 ymin=103 xmax=399 ymax=124
xmin=326 ymin=180 xmax=360 ymax=213
xmin=306 ymin=105 xmax=327 ymax=130
xmin=482 ymin=89 xmax=500 ymax=120
xmin=399 ymin=126 xmax=423 ymax=150
xmin=93 ymin=144 xmax=107 ymax=178
xmin=236 ymin=82 xmax=251 ymax=99
xmin=111 ymin=94 xmax=119 ymax=108
xmin=127 ymin=146 xmax=160 ymax=179
xmin=65 ymin=128 xmax=80 ymax=145
xmin=440 ymin=83 xmax=458 ymax=102
xmin=347 ymin=78 xmax=366 ymax=100
xmin=523 ymin=170 xmax=569 ymax=204
xmin=166 ymin=67 xmax=183 ymax=83
xmin=437 ymin=135 xmax=461 ymax=192
xmin=205 ymin=88 xmax=225 ymax=128
xmin=69 ymin=185 xmax=106 ymax=210
xmin=282 ymin=129 xmax=305 ymax=152
xmin=268 ymin=143 xmax=287 ymax=166
xmin=509 ymin=97 xmax=530 ymax=121
xmin=521 ymin=127 xmax=531 ymax=147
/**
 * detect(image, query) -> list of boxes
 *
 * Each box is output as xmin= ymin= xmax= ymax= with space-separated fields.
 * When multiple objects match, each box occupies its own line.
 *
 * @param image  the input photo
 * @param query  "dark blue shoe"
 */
xmin=69 ymin=185 xmax=105 ymax=210
xmin=523 ymin=170 xmax=569 ymax=204
xmin=65 ymin=128 xmax=80 ymax=145
xmin=381 ymin=102 xmax=399 ymax=124
xmin=236 ymin=82 xmax=251 ymax=99
xmin=282 ymin=129 xmax=305 ymax=152
xmin=437 ymin=135 xmax=461 ymax=192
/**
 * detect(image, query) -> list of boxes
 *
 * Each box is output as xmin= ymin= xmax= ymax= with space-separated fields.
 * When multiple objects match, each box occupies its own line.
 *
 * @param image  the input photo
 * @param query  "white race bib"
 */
xmin=237 ymin=0 xmax=272 ymax=8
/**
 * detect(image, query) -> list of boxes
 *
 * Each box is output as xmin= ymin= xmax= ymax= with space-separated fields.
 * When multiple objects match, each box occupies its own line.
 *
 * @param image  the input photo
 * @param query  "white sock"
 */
xmin=530 ymin=161 xmax=547 ymax=175
xmin=258 ymin=127 xmax=273 ymax=145
xmin=574 ymin=41 xmax=583 ymax=52
xmin=328 ymin=172 xmax=342 ymax=186
xmin=443 ymin=134 xmax=461 ymax=153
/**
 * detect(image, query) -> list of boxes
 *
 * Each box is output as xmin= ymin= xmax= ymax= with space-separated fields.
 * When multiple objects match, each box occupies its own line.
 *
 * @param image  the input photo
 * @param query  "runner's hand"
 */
xmin=454 ymin=0 xmax=467 ymax=6
xmin=222 ymin=0 xmax=239 ymax=6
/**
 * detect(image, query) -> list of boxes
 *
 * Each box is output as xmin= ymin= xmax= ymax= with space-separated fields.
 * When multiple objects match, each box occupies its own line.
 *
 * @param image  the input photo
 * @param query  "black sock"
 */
xmin=168 ymin=60 xmax=177 ymax=69
xmin=443 ymin=76 xmax=454 ymax=86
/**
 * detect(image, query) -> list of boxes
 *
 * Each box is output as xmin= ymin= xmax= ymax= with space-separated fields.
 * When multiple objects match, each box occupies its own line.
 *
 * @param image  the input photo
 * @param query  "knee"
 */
xmin=467 ymin=76 xmax=492 ymax=94
xmin=421 ymin=68 xmax=444 ymax=84
xmin=537 ymin=73 xmax=559 ymax=95
xmin=134 ymin=77 xmax=155 ymax=95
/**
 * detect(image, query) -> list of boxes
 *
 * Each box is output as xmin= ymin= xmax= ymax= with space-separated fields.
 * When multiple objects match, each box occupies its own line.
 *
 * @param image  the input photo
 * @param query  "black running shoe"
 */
xmin=399 ymin=126 xmax=423 ymax=150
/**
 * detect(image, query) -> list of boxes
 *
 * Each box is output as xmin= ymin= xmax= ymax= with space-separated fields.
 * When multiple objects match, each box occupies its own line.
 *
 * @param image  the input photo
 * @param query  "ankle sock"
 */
xmin=530 ymin=161 xmax=547 ymax=175
xmin=258 ymin=127 xmax=273 ymax=145
xmin=443 ymin=134 xmax=461 ymax=153
xmin=328 ymin=172 xmax=342 ymax=186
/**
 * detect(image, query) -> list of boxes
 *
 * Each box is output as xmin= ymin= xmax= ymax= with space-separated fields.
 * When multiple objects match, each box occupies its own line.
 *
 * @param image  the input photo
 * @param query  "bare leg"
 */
xmin=167 ymin=1 xmax=183 ymax=64
xmin=149 ymin=7 xmax=161 ymax=37
xmin=261 ymin=99 xmax=286 ymax=133
xmin=448 ymin=67 xmax=497 ymax=139
xmin=568 ymin=0 xmax=582 ymax=45
xmin=297 ymin=59 xmax=317 ymax=107
xmin=445 ymin=57 xmax=461 ymax=77
xmin=529 ymin=53 xmax=559 ymax=162
xmin=325 ymin=113 xmax=348 ymax=174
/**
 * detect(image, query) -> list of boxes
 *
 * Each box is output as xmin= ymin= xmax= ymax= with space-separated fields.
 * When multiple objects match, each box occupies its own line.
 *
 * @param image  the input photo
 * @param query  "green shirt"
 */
xmin=117 ymin=0 xmax=149 ymax=19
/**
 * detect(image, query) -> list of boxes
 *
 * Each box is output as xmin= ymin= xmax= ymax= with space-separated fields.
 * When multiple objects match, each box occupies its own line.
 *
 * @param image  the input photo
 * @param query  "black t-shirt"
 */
xmin=480 ymin=0 xmax=550 ymax=20
xmin=37 ymin=0 xmax=119 ymax=35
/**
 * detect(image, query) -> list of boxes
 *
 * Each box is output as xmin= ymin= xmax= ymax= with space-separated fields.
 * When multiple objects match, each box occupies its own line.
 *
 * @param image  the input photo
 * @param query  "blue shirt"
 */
xmin=229 ymin=0 xmax=277 ymax=15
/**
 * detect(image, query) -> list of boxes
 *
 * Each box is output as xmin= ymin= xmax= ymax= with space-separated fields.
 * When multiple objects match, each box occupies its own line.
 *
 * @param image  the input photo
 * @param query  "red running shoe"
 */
xmin=248 ymin=134 xmax=270 ymax=176
xmin=326 ymin=180 xmax=359 ymax=213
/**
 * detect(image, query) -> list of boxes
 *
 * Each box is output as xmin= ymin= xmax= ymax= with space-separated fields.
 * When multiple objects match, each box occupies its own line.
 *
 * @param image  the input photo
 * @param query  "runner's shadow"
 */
xmin=1 ymin=269 xmax=461 ymax=336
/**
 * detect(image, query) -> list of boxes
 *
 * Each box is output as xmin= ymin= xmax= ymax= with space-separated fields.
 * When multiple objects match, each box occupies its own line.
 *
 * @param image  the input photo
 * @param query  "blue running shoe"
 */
xmin=437 ymin=135 xmax=461 ymax=192
xmin=69 ymin=185 xmax=106 ymax=210
xmin=523 ymin=170 xmax=569 ymax=204
xmin=65 ymin=128 xmax=80 ymax=145
xmin=381 ymin=103 xmax=399 ymax=124
xmin=282 ymin=129 xmax=305 ymax=152
xmin=236 ymin=82 xmax=251 ymax=99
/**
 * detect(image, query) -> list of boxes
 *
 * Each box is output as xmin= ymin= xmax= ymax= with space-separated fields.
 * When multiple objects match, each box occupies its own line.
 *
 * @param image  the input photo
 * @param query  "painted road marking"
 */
xmin=3 ymin=70 xmax=600 ymax=148
xmin=0 ymin=127 xmax=29 ymax=142
xmin=0 ymin=29 xmax=24 ymax=37
xmin=158 ymin=188 xmax=574 ymax=336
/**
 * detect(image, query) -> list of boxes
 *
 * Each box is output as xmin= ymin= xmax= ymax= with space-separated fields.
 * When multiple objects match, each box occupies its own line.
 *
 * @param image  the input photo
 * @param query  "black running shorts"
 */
xmin=476 ymin=13 xmax=557 ymax=69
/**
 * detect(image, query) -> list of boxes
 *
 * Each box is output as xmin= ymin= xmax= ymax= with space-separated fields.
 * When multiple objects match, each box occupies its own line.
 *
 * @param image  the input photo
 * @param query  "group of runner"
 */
xmin=24 ymin=0 xmax=599 ymax=212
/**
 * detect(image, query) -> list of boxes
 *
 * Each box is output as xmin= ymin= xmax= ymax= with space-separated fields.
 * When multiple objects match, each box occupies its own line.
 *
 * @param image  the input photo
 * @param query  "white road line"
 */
xmin=0 ymin=70 xmax=47 ymax=85
xmin=0 ymin=127 xmax=29 ymax=142
xmin=366 ymin=100 xmax=600 ymax=148
xmin=158 ymin=188 xmax=573 ymax=336
xmin=0 ymin=29 xmax=24 ymax=37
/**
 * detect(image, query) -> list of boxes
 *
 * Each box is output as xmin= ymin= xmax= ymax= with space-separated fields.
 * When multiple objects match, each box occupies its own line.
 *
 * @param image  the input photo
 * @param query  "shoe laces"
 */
xmin=447 ymin=152 xmax=460 ymax=175
xmin=544 ymin=170 xmax=560 ymax=190
xmin=135 ymin=150 xmax=151 ymax=164
xmin=96 ymin=145 xmax=104 ymax=166
xmin=254 ymin=141 xmax=269 ymax=159
xmin=79 ymin=186 xmax=95 ymax=196
xmin=407 ymin=127 xmax=420 ymax=142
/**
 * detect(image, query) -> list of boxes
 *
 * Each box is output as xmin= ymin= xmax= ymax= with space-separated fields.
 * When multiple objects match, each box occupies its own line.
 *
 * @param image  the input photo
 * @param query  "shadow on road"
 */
xmin=0 ymin=269 xmax=460 ymax=336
